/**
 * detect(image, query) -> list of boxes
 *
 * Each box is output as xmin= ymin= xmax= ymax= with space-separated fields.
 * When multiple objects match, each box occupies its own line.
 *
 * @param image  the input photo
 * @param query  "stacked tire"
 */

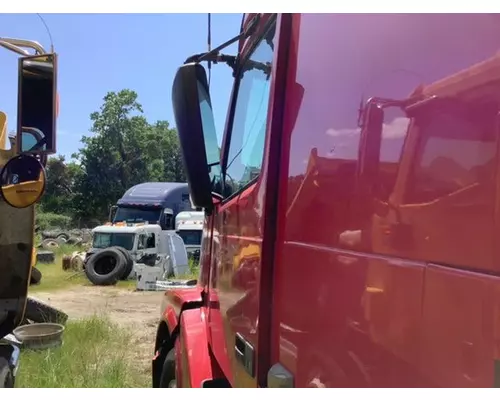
xmin=84 ymin=246 xmax=133 ymax=285
xmin=24 ymin=297 xmax=68 ymax=325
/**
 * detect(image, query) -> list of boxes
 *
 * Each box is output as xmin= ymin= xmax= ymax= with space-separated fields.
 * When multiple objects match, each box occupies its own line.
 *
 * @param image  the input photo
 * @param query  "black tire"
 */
xmin=159 ymin=348 xmax=176 ymax=388
xmin=110 ymin=246 xmax=133 ymax=280
xmin=30 ymin=267 xmax=42 ymax=285
xmin=0 ymin=357 xmax=13 ymax=388
xmin=24 ymin=297 xmax=69 ymax=325
xmin=66 ymin=237 xmax=83 ymax=246
xmin=56 ymin=233 xmax=69 ymax=241
xmin=84 ymin=248 xmax=127 ymax=286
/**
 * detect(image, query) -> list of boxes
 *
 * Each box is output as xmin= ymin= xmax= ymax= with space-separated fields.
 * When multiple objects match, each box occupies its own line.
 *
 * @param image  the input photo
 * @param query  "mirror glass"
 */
xmin=18 ymin=54 xmax=57 ymax=154
xmin=197 ymin=79 xmax=221 ymax=188
xmin=21 ymin=129 xmax=45 ymax=151
xmin=0 ymin=154 xmax=46 ymax=208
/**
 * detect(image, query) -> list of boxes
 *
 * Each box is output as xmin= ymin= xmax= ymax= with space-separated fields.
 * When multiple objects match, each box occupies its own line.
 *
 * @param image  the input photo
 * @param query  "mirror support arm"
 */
xmin=0 ymin=37 xmax=47 ymax=56
xmin=185 ymin=53 xmax=237 ymax=72
xmin=183 ymin=14 xmax=261 ymax=73
xmin=0 ymin=41 xmax=30 ymax=56
xmin=357 ymin=95 xmax=422 ymax=128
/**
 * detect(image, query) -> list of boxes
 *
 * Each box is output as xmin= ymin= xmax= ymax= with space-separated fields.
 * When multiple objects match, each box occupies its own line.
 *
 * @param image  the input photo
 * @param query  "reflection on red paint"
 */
xmin=159 ymin=13 xmax=500 ymax=388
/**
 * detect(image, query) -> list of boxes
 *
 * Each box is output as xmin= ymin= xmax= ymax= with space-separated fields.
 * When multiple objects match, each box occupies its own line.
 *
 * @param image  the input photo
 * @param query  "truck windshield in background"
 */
xmin=93 ymin=232 xmax=135 ymax=251
xmin=112 ymin=182 xmax=195 ymax=230
xmin=176 ymin=229 xmax=202 ymax=246
xmin=113 ymin=207 xmax=162 ymax=225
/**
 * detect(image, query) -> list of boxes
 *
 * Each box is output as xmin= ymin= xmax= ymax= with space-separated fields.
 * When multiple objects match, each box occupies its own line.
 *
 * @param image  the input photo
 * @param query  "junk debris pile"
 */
xmin=36 ymin=229 xmax=93 ymax=264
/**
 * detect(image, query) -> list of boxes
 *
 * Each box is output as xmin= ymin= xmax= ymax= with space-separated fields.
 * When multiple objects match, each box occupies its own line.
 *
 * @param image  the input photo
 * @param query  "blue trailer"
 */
xmin=109 ymin=182 xmax=196 ymax=230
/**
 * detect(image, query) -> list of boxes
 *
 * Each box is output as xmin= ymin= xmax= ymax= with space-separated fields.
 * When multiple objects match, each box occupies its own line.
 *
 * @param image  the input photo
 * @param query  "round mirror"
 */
xmin=0 ymin=154 xmax=46 ymax=208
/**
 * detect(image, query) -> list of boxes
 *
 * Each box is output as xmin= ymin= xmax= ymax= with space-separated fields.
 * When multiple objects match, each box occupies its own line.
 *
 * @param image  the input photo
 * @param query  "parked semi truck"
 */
xmin=0 ymin=36 xmax=58 ymax=387
xmin=109 ymin=182 xmax=197 ymax=231
xmin=175 ymin=210 xmax=204 ymax=260
xmin=153 ymin=13 xmax=500 ymax=388
xmin=84 ymin=221 xmax=189 ymax=287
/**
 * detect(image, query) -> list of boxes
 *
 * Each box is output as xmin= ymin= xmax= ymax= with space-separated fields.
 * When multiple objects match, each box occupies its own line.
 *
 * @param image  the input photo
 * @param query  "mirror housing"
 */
xmin=17 ymin=53 xmax=57 ymax=155
xmin=0 ymin=153 xmax=46 ymax=208
xmin=171 ymin=63 xmax=221 ymax=214
xmin=357 ymin=101 xmax=384 ymax=182
xmin=108 ymin=205 xmax=118 ymax=222
xmin=163 ymin=208 xmax=174 ymax=229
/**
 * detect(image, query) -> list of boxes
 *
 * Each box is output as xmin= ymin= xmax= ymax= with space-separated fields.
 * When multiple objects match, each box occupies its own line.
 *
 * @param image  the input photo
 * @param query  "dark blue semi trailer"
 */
xmin=109 ymin=182 xmax=196 ymax=230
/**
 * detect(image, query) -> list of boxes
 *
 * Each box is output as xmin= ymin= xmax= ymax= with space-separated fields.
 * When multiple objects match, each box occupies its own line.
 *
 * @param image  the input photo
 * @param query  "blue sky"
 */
xmin=0 ymin=13 xmax=241 ymax=160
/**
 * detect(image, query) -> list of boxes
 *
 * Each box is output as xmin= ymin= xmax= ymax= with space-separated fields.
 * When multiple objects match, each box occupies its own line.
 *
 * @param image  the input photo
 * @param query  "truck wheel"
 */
xmin=85 ymin=248 xmax=127 ymax=286
xmin=24 ymin=297 xmax=69 ymax=325
xmin=159 ymin=348 xmax=176 ymax=388
xmin=30 ymin=267 xmax=42 ymax=285
xmin=0 ymin=357 xmax=13 ymax=388
xmin=109 ymin=246 xmax=133 ymax=280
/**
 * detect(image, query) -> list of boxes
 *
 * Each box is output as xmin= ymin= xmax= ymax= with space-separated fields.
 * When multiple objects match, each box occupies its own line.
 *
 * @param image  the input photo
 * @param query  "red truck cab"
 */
xmin=153 ymin=13 xmax=500 ymax=388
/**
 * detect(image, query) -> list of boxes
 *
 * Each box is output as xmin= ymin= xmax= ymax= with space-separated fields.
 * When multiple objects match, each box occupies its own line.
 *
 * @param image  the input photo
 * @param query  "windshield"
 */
xmin=405 ymin=103 xmax=496 ymax=204
xmin=93 ymin=232 xmax=135 ymax=251
xmin=113 ymin=207 xmax=162 ymax=224
xmin=177 ymin=229 xmax=202 ymax=246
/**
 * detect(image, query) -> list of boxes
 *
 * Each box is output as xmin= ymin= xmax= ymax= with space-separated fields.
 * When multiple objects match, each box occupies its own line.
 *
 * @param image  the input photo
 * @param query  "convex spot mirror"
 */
xmin=0 ymin=154 xmax=46 ymax=208
xmin=17 ymin=53 xmax=58 ymax=155
xmin=172 ymin=63 xmax=221 ymax=213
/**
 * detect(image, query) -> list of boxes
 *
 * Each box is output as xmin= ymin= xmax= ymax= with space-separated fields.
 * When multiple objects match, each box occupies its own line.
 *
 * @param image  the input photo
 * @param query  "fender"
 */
xmin=152 ymin=285 xmax=204 ymax=388
xmin=177 ymin=308 xmax=227 ymax=388
xmin=161 ymin=286 xmax=204 ymax=330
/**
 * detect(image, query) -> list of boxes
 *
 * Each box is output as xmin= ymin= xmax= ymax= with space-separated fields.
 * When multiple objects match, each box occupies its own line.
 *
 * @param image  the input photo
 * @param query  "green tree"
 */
xmin=41 ymin=155 xmax=80 ymax=215
xmin=71 ymin=89 xmax=185 ymax=222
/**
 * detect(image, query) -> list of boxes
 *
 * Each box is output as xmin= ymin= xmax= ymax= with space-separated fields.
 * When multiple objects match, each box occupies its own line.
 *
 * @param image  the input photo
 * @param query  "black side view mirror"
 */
xmin=17 ymin=53 xmax=58 ymax=155
xmin=171 ymin=63 xmax=221 ymax=213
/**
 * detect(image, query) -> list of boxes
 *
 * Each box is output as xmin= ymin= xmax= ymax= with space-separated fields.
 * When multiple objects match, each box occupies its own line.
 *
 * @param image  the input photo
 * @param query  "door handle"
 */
xmin=234 ymin=333 xmax=255 ymax=377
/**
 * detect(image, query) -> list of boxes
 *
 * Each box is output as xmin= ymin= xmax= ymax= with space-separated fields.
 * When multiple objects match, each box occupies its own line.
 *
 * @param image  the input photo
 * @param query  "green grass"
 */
xmin=31 ymin=244 xmax=200 ymax=293
xmin=16 ymin=315 xmax=149 ymax=388
xmin=31 ymin=244 xmax=86 ymax=292
xmin=31 ymin=259 xmax=136 ymax=293
xmin=180 ymin=257 xmax=200 ymax=280
xmin=31 ymin=244 xmax=136 ymax=292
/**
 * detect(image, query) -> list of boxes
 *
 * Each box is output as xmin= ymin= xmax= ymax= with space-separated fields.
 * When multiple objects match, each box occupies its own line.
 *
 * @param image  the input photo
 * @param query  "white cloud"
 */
xmin=326 ymin=116 xmax=410 ymax=140
xmin=381 ymin=117 xmax=410 ymax=139
xmin=326 ymin=126 xmax=359 ymax=138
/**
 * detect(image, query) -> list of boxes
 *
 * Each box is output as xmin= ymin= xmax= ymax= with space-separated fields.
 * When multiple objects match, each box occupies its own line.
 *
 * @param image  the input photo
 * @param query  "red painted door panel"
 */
xmin=269 ymin=13 xmax=500 ymax=388
xmin=419 ymin=265 xmax=497 ymax=387
xmin=207 ymin=16 xmax=280 ymax=387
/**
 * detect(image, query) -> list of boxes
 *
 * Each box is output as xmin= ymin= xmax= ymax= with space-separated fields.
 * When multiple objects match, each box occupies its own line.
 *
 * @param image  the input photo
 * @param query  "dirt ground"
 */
xmin=32 ymin=286 xmax=164 ymax=376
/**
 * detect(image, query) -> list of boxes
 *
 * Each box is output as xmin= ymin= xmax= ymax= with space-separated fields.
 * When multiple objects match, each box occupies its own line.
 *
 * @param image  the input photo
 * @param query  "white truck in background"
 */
xmin=84 ymin=222 xmax=189 ymax=290
xmin=175 ymin=211 xmax=204 ymax=261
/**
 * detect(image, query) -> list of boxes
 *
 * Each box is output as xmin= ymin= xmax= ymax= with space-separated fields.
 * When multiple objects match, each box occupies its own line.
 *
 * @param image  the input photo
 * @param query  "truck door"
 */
xmin=207 ymin=14 xmax=283 ymax=387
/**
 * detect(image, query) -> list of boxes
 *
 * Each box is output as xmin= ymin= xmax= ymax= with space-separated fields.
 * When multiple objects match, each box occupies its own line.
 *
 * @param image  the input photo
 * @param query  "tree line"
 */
xmin=38 ymin=89 xmax=186 ymax=228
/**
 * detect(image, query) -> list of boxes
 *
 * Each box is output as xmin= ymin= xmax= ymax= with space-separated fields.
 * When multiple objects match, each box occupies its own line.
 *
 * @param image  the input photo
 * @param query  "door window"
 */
xmin=223 ymin=22 xmax=276 ymax=197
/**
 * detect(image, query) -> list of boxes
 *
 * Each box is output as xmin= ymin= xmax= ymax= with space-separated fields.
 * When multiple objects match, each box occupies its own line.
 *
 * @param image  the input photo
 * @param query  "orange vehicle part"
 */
xmin=2 ymin=179 xmax=45 ymax=208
